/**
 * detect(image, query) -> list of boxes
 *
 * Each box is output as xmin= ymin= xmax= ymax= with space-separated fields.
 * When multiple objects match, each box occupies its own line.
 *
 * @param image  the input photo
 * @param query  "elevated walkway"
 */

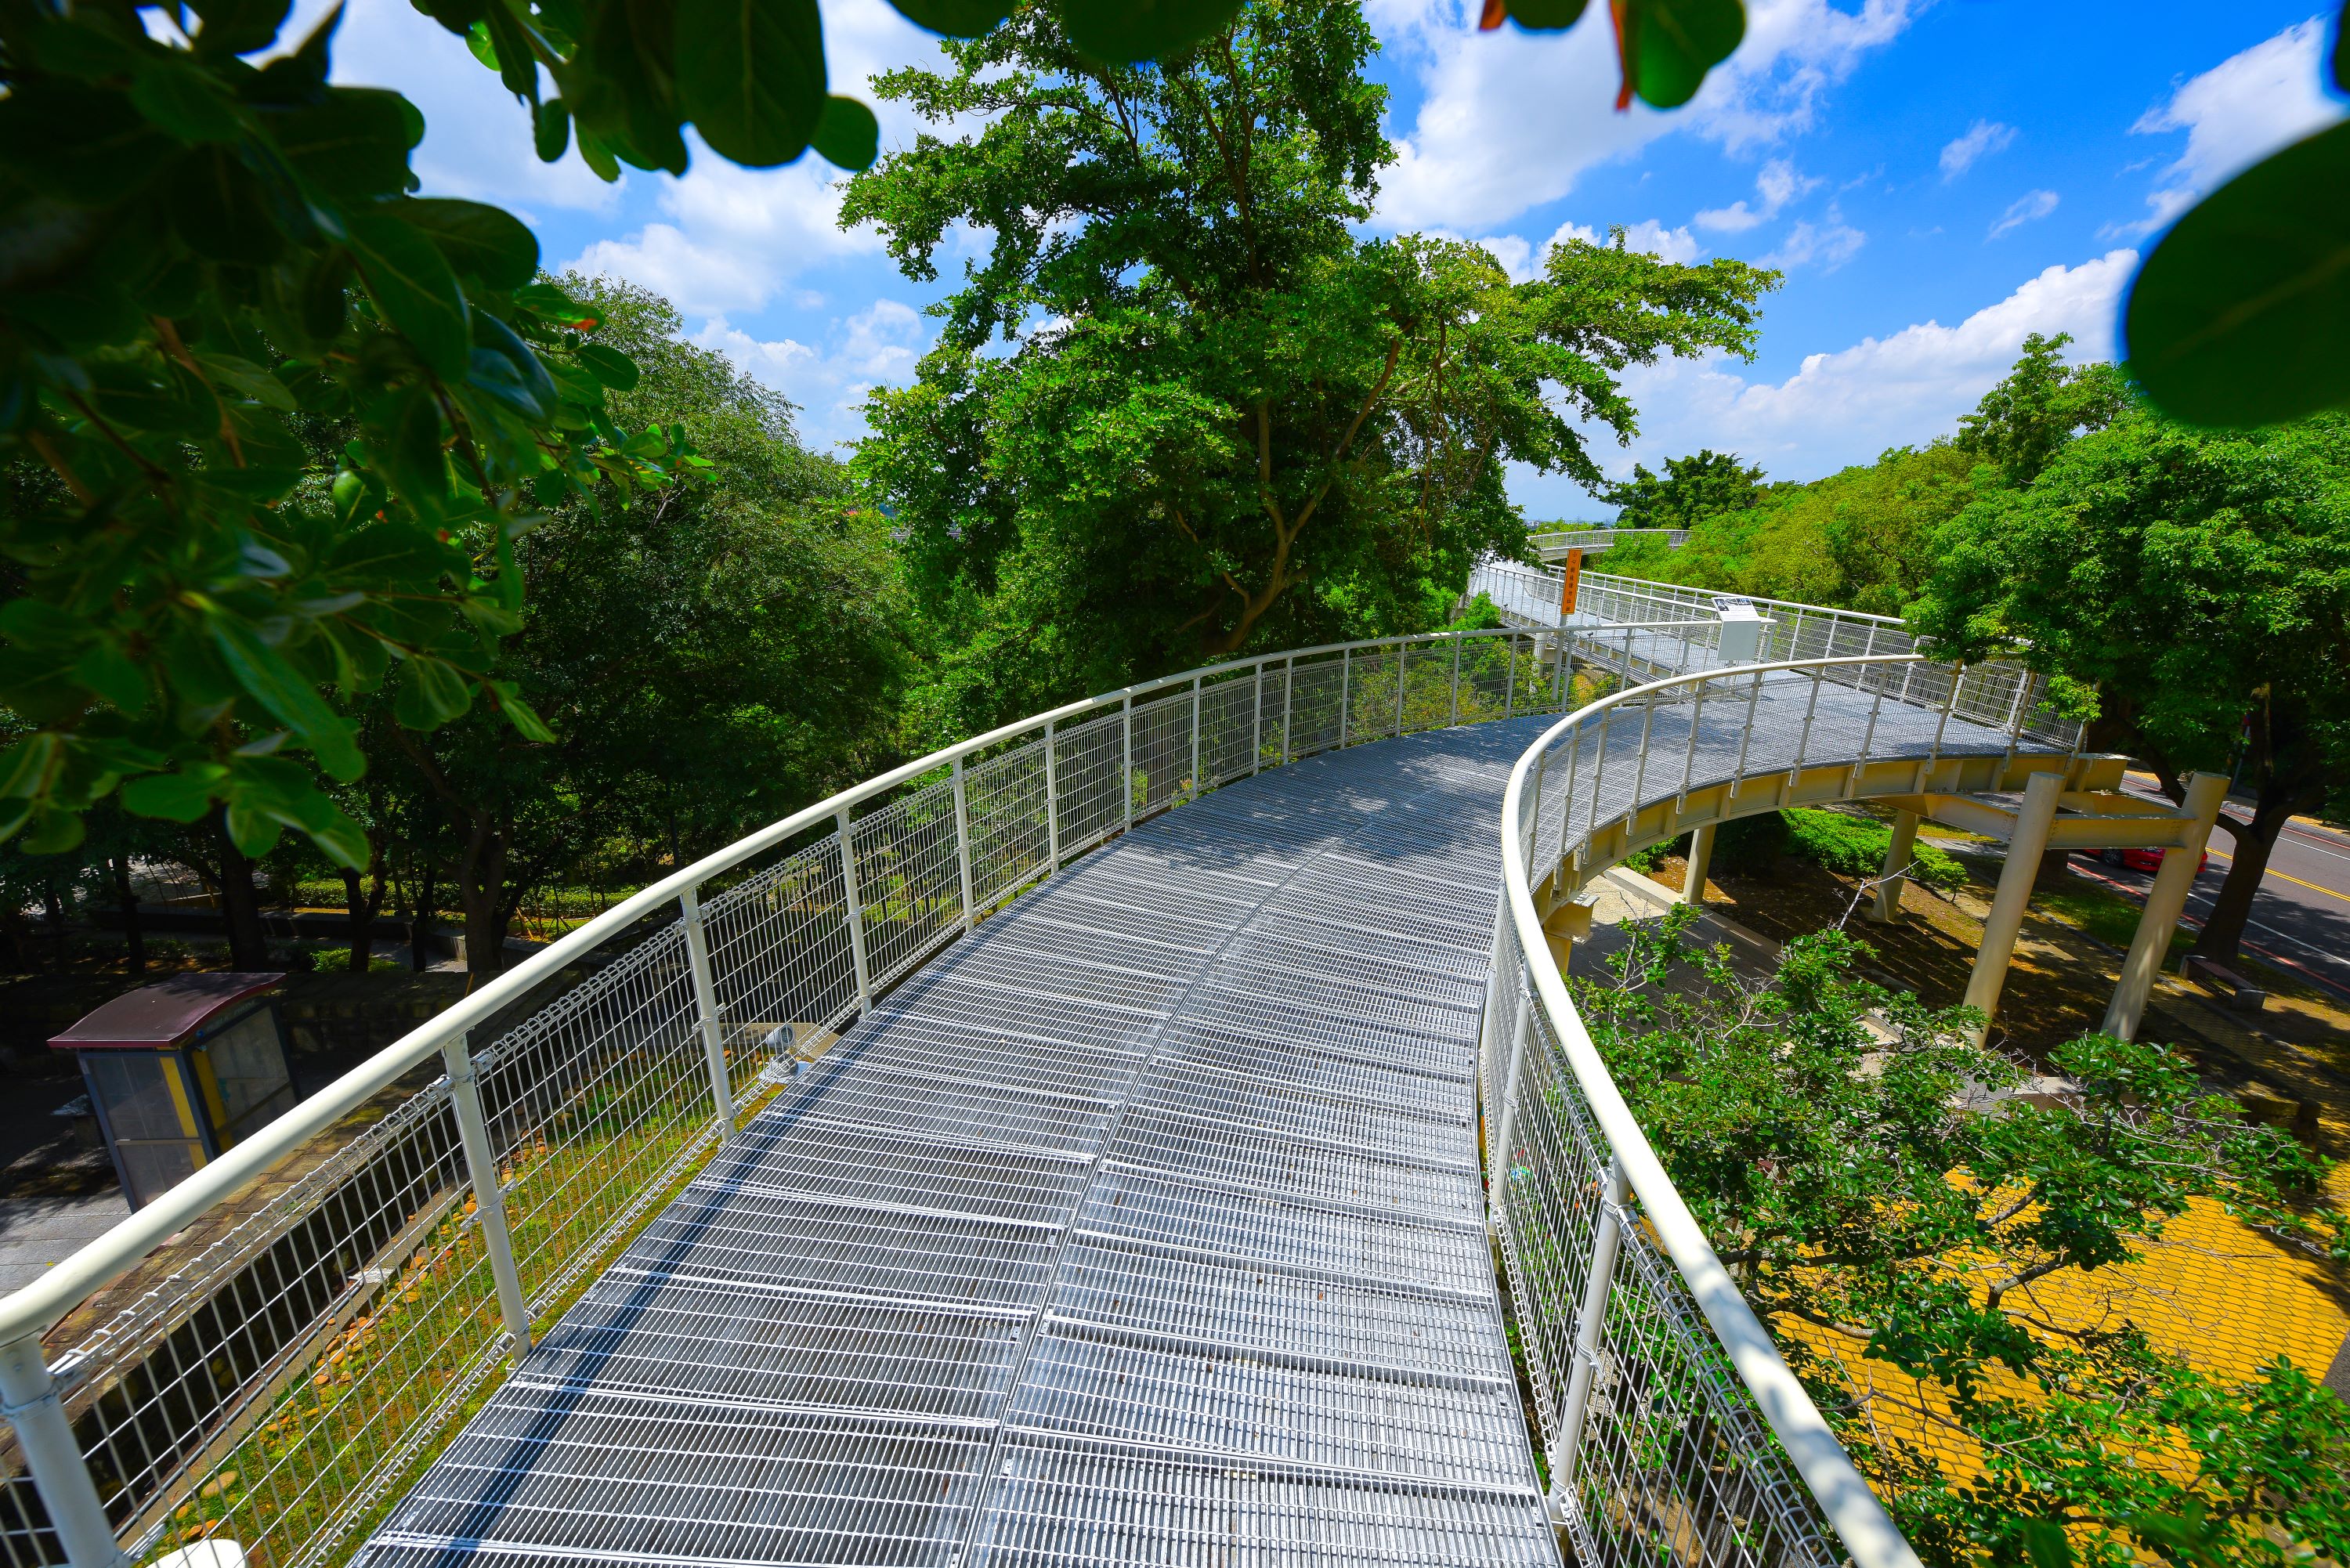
xmin=356 ymin=724 xmax=1562 ymax=1566
xmin=0 ymin=605 xmax=2096 ymax=1568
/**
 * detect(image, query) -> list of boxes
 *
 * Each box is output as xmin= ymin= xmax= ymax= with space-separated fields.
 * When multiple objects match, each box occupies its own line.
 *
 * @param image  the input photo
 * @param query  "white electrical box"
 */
xmin=1712 ymin=596 xmax=1772 ymax=665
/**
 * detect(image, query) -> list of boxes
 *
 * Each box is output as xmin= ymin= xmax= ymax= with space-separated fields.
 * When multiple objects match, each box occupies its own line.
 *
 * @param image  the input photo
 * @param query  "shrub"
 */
xmin=1782 ymin=807 xmax=1966 ymax=895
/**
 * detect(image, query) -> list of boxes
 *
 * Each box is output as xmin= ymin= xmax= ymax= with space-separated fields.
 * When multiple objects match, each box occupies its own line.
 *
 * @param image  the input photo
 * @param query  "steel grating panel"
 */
xmin=359 ymin=721 xmax=1557 ymax=1568
xmin=361 ymin=666 xmax=2034 ymax=1568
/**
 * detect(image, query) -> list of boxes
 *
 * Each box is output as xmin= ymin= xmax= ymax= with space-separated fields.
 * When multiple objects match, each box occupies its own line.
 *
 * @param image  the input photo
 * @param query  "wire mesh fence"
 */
xmin=1 ymin=625 xmax=1585 ymax=1568
xmin=1483 ymin=649 xmax=2093 ymax=1568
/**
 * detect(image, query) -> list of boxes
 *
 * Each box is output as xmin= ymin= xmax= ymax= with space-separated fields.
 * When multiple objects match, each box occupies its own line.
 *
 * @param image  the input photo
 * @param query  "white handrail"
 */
xmin=0 ymin=623 xmax=1535 ymax=1349
xmin=1495 ymin=655 xmax=1936 ymax=1568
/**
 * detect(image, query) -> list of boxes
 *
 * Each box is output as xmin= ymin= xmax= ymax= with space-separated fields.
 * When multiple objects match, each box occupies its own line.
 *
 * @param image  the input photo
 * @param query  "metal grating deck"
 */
xmin=355 ymin=723 xmax=1562 ymax=1568
xmin=356 ymin=674 xmax=2023 ymax=1568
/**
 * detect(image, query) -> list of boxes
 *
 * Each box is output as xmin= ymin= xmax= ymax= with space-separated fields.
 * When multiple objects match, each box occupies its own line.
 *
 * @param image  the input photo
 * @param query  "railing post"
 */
xmin=837 ymin=807 xmax=872 ymax=1012
xmin=442 ymin=1029 xmax=533 ymax=1358
xmin=1730 ymin=669 xmax=1763 ymax=794
xmin=1121 ymin=694 xmax=1134 ymax=833
xmin=1396 ymin=644 xmax=1409 ymax=735
xmin=1924 ymin=667 xmax=1965 ymax=786
xmin=1339 ymin=649 xmax=1352 ymax=746
xmin=1552 ymin=1156 xmax=1629 ymax=1495
xmin=1449 ymin=637 xmax=1462 ymax=727
xmin=1629 ymin=691 xmax=1658 ymax=811
xmin=0 ymin=1335 xmax=127 ymax=1568
xmin=1043 ymin=717 xmax=1061 ymax=870
xmin=1504 ymin=634 xmax=1517 ymax=718
xmin=1280 ymin=658 xmax=1294 ymax=764
xmin=1676 ymin=678 xmax=1706 ymax=808
xmin=1250 ymin=661 xmax=1265 ymax=774
xmin=952 ymin=756 xmax=976 ymax=931
xmin=1789 ymin=667 xmax=1824 ymax=781
xmin=1553 ymin=631 xmax=1568 ymax=711
xmin=1189 ymin=675 xmax=1203 ymax=799
xmin=678 ymin=887 xmax=735 ymax=1140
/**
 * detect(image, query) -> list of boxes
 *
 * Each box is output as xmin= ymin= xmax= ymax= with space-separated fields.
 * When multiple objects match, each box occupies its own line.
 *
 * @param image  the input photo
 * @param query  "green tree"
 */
xmin=846 ymin=2 xmax=1776 ymax=732
xmin=1599 ymin=443 xmax=1987 ymax=616
xmin=1911 ymin=410 xmax=2350 ymax=967
xmin=383 ymin=277 xmax=909 ymax=977
xmin=1601 ymin=447 xmax=1766 ymax=529
xmin=1581 ymin=912 xmax=2348 ymax=1568
xmin=1955 ymin=332 xmax=2131 ymax=486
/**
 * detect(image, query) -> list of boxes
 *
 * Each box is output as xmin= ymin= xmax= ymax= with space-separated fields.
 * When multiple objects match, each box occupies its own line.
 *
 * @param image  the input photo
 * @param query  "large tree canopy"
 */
xmin=844 ymin=0 xmax=1776 ymax=731
xmin=1911 ymin=408 xmax=2350 ymax=966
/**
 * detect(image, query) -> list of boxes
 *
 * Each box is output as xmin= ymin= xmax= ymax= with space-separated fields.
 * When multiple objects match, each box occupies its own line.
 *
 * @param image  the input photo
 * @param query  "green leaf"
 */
xmin=209 ymin=618 xmax=367 ymax=781
xmin=270 ymin=88 xmax=418 ymax=198
xmin=0 ymin=734 xmax=64 ymax=800
xmin=1502 ymin=0 xmax=1589 ymax=28
xmin=130 ymin=63 xmax=248 ymax=143
xmin=491 ymin=680 xmax=556 ymax=742
xmin=2336 ymin=0 xmax=2349 ymax=94
xmin=479 ymin=0 xmax=543 ymax=102
xmin=393 ymin=654 xmax=475 ymax=728
xmin=812 ymin=95 xmax=880 ymax=171
xmin=884 ymin=0 xmax=1014 ymax=35
xmin=2124 ymin=119 xmax=2350 ymax=428
xmin=1056 ymin=0 xmax=1242 ymax=64
xmin=400 ymin=197 xmax=540 ymax=288
xmin=1623 ymin=0 xmax=1744 ymax=110
xmin=474 ymin=311 xmax=561 ymax=410
xmin=672 ymin=0 xmax=827 ymax=167
xmin=411 ymin=0 xmax=489 ymax=35
xmin=534 ymin=96 xmax=573 ymax=161
xmin=165 ymin=146 xmax=287 ymax=264
xmin=349 ymin=210 xmax=473 ymax=379
xmin=190 ymin=0 xmax=296 ymax=57
xmin=24 ymin=806 xmax=87 ymax=854
xmin=224 ymin=800 xmax=287 ymax=858
xmin=73 ymin=640 xmax=149 ymax=713
xmin=573 ymin=341 xmax=641 ymax=391
xmin=122 ymin=765 xmax=231 ymax=822
xmin=0 ymin=84 xmax=175 ymax=204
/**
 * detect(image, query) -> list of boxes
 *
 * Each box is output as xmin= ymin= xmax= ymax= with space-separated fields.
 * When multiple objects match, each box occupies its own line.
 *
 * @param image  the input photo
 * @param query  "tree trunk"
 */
xmin=215 ymin=814 xmax=271 ymax=970
xmin=2189 ymin=785 xmax=2305 ymax=965
xmin=112 ymin=856 xmax=146 ymax=974
xmin=42 ymin=880 xmax=67 ymax=970
xmin=409 ymin=862 xmax=438 ymax=974
xmin=459 ymin=821 xmax=512 ymax=983
xmin=342 ymin=863 xmax=387 ymax=973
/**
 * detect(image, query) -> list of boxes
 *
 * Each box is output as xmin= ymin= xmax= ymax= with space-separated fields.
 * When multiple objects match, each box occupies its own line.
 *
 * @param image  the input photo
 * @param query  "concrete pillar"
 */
xmin=2100 ymin=771 xmax=2229 ymax=1042
xmin=1680 ymin=823 xmax=1716 ymax=905
xmin=1961 ymin=771 xmax=2065 ymax=1043
xmin=1870 ymin=809 xmax=1919 ymax=923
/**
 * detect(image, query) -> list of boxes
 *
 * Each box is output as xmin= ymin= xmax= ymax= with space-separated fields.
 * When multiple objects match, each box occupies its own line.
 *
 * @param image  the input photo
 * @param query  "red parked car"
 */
xmin=2094 ymin=846 xmax=2208 ymax=875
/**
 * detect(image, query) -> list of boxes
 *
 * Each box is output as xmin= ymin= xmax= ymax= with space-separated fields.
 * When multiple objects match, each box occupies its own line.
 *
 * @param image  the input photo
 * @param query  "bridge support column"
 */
xmin=2100 ymin=771 xmax=2229 ymax=1042
xmin=1679 ymin=823 xmax=1715 ymax=905
xmin=1961 ymin=771 xmax=2063 ymax=1044
xmin=1870 ymin=809 xmax=1919 ymax=923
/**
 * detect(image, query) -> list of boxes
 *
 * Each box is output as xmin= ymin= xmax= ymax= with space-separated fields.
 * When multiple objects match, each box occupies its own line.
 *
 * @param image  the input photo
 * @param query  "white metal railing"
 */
xmin=1 ymin=605 xmax=2052 ymax=1568
xmin=0 ymin=623 xmax=1616 ymax=1568
xmin=1476 ymin=555 xmax=1908 ymax=662
xmin=1483 ymin=650 xmax=2078 ymax=1568
xmin=1530 ymin=528 xmax=1690 ymax=555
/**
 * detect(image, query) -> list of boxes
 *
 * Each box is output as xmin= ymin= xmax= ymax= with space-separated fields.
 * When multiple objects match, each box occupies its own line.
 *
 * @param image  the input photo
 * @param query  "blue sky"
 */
xmin=327 ymin=0 xmax=2347 ymax=519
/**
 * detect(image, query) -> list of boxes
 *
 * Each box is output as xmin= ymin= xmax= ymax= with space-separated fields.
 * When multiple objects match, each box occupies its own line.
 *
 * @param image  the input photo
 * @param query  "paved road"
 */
xmin=2078 ymin=774 xmax=2350 ymax=1003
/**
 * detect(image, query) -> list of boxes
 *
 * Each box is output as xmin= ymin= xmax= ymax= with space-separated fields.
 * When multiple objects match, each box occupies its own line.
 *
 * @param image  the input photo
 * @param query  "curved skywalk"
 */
xmin=356 ymin=667 xmax=2022 ymax=1568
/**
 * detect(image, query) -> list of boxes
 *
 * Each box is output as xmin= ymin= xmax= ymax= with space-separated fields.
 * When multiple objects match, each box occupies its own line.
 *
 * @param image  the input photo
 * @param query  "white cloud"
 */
xmin=1460 ymin=218 xmax=1702 ymax=283
xmin=1567 ymin=250 xmax=2135 ymax=493
xmin=324 ymin=0 xmax=623 ymax=215
xmin=695 ymin=299 xmax=931 ymax=450
xmin=566 ymin=0 xmax=951 ymax=314
xmin=1937 ymin=118 xmax=2016 ymax=182
xmin=1987 ymin=188 xmax=2059 ymax=239
xmin=2115 ymin=19 xmax=2344 ymax=236
xmin=1759 ymin=205 xmax=1864 ymax=269
xmin=1374 ymin=0 xmax=1916 ymax=231
xmin=573 ymin=157 xmax=880 ymax=315
xmin=1695 ymin=158 xmax=1819 ymax=231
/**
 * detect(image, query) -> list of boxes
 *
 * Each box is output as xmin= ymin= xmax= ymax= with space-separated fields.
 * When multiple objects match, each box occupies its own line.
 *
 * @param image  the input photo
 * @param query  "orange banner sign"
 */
xmin=1559 ymin=548 xmax=1582 ymax=616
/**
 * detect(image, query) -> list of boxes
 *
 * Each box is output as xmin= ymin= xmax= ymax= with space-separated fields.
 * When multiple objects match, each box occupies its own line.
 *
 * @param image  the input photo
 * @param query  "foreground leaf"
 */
xmin=2124 ymin=118 xmax=2350 ymax=428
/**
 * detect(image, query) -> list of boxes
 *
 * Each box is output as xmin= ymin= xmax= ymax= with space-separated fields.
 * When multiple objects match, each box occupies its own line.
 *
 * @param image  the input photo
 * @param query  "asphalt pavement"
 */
xmin=2076 ymin=774 xmax=2350 ymax=1003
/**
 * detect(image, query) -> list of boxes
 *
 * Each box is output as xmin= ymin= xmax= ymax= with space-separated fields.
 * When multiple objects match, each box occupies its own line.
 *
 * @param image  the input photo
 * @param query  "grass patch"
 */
xmin=1782 ymin=807 xmax=1966 ymax=895
xmin=2034 ymin=883 xmax=2191 ymax=961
